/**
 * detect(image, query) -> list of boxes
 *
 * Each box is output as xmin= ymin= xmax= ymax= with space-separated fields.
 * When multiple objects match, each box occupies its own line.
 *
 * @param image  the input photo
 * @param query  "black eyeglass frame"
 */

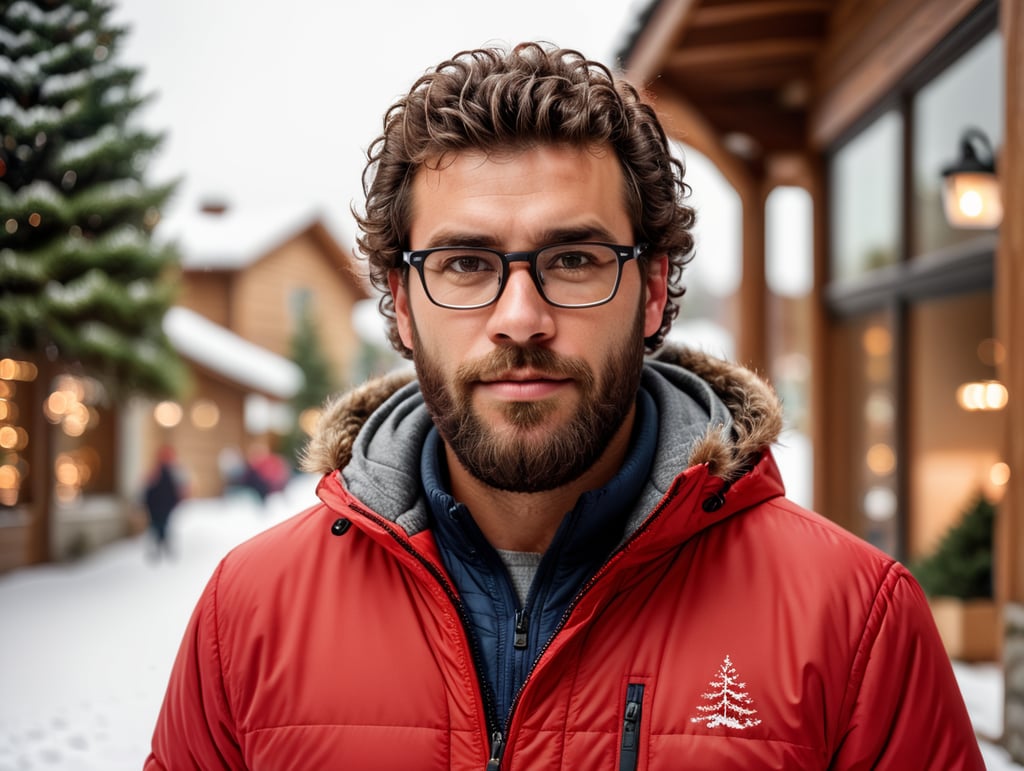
xmin=399 ymin=242 xmax=646 ymax=310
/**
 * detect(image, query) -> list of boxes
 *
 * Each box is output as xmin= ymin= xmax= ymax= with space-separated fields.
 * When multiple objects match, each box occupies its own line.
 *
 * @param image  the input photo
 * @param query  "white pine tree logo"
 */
xmin=690 ymin=655 xmax=762 ymax=730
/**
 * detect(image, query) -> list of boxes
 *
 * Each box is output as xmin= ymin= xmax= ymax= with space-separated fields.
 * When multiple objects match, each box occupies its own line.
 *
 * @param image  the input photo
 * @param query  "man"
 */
xmin=147 ymin=44 xmax=983 ymax=769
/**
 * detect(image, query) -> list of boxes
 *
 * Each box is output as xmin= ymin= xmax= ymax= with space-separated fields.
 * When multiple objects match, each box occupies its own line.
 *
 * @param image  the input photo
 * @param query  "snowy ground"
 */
xmin=0 ymin=475 xmax=1019 ymax=770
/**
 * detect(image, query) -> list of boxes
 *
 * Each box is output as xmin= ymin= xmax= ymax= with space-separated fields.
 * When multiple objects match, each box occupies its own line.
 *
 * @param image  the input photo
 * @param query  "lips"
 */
xmin=480 ymin=369 xmax=569 ymax=384
xmin=476 ymin=372 xmax=572 ymax=400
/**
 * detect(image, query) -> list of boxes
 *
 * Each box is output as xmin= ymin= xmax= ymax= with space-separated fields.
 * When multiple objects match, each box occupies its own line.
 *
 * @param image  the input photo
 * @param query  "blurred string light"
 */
xmin=0 ymin=359 xmax=38 ymax=507
xmin=44 ymin=375 xmax=102 ymax=438
xmin=54 ymin=448 xmax=99 ymax=504
xmin=190 ymin=399 xmax=220 ymax=430
xmin=154 ymin=401 xmax=183 ymax=428
xmin=0 ymin=358 xmax=38 ymax=381
xmin=956 ymin=380 xmax=1009 ymax=411
xmin=990 ymin=462 xmax=1011 ymax=487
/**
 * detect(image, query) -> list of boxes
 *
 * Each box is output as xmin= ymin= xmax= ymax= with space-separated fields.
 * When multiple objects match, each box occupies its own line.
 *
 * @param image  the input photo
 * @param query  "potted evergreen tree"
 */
xmin=910 ymin=494 xmax=997 ymax=661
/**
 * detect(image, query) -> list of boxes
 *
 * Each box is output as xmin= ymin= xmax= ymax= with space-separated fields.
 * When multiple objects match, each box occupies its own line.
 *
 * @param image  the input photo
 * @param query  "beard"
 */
xmin=412 ymin=305 xmax=647 ymax=493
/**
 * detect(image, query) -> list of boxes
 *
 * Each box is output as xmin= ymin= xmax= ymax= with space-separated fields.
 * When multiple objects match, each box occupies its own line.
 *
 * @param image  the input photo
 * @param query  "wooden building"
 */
xmin=145 ymin=210 xmax=372 ymax=499
xmin=621 ymin=0 xmax=1022 ymax=757
xmin=0 ymin=211 xmax=372 ymax=570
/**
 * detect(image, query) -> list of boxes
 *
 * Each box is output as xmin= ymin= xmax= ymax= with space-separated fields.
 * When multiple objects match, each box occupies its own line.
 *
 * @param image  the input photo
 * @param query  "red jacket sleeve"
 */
xmin=146 ymin=561 xmax=246 ymax=770
xmin=831 ymin=564 xmax=985 ymax=769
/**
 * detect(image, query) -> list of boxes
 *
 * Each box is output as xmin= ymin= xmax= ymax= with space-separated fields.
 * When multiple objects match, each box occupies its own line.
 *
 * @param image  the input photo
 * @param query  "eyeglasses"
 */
xmin=401 ymin=242 xmax=644 ymax=310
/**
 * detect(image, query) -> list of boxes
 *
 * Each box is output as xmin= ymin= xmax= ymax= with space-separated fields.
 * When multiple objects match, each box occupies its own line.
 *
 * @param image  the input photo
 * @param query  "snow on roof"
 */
xmin=163 ymin=306 xmax=303 ymax=400
xmin=158 ymin=204 xmax=321 ymax=271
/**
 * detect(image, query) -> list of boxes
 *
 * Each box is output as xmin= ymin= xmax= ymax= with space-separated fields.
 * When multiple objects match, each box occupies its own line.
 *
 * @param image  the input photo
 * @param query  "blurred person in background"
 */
xmin=146 ymin=43 xmax=983 ymax=769
xmin=142 ymin=444 xmax=186 ymax=561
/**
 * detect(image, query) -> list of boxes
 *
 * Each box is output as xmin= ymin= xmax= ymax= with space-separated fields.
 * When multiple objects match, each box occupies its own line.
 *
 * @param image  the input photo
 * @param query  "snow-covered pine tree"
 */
xmin=690 ymin=655 xmax=762 ymax=730
xmin=0 ymin=0 xmax=185 ymax=393
xmin=0 ymin=0 xmax=186 ymax=561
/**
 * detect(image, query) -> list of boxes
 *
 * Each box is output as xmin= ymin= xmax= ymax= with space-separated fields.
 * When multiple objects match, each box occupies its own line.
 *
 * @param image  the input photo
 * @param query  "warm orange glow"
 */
xmin=154 ymin=401 xmax=183 ymax=428
xmin=190 ymin=400 xmax=220 ymax=430
xmin=956 ymin=380 xmax=1008 ymax=411
xmin=28 ymin=212 xmax=41 ymax=227
xmin=866 ymin=443 xmax=896 ymax=475
xmin=0 ymin=359 xmax=37 ymax=381
xmin=55 ymin=457 xmax=80 ymax=485
xmin=0 ymin=426 xmax=17 ymax=449
xmin=0 ymin=464 xmax=20 ymax=489
xmin=46 ymin=390 xmax=69 ymax=417
xmin=862 ymin=326 xmax=892 ymax=358
xmin=943 ymin=171 xmax=1003 ymax=228
xmin=990 ymin=462 xmax=1011 ymax=487
xmin=62 ymin=416 xmax=86 ymax=437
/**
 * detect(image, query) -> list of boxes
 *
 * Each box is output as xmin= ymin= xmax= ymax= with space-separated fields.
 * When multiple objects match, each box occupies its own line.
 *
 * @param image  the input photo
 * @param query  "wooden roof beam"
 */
xmin=666 ymin=38 xmax=820 ymax=70
xmin=691 ymin=0 xmax=831 ymax=27
xmin=623 ymin=0 xmax=700 ymax=87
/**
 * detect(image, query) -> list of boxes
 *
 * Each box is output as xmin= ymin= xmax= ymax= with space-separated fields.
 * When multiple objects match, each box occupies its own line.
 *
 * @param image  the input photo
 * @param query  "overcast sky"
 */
xmin=110 ymin=0 xmax=647 ymax=246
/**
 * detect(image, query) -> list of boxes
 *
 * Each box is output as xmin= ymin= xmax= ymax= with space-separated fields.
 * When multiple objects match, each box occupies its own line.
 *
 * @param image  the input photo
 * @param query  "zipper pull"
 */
xmin=486 ymin=731 xmax=504 ymax=770
xmin=514 ymin=609 xmax=529 ymax=649
xmin=620 ymin=683 xmax=645 ymax=771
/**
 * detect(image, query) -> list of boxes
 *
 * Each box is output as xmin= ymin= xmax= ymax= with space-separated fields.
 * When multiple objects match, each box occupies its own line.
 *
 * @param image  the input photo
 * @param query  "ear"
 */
xmin=643 ymin=255 xmax=669 ymax=339
xmin=388 ymin=269 xmax=415 ymax=351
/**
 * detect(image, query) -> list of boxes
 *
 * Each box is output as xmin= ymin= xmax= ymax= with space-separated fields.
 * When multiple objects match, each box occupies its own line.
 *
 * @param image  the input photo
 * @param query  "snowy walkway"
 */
xmin=0 ymin=476 xmax=1019 ymax=770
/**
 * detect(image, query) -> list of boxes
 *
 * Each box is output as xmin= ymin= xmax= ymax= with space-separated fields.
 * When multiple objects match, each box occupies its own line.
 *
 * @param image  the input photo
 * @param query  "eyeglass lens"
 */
xmin=420 ymin=243 xmax=622 ymax=308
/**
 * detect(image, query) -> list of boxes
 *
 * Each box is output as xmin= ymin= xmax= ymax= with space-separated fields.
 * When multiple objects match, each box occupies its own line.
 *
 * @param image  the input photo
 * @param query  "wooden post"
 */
xmin=998 ymin=0 xmax=1024 ymax=760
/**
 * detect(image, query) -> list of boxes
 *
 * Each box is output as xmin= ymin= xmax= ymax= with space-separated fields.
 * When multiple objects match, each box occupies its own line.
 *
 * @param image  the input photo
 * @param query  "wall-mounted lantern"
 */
xmin=941 ymin=128 xmax=1003 ymax=229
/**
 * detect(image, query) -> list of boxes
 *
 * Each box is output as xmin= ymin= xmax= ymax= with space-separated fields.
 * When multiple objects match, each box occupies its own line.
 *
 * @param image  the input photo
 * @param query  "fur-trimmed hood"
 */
xmin=301 ymin=345 xmax=782 ymax=486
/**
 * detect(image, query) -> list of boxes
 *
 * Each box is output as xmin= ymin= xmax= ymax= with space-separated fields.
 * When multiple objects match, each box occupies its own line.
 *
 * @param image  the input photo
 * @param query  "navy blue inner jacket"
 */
xmin=422 ymin=388 xmax=658 ymax=723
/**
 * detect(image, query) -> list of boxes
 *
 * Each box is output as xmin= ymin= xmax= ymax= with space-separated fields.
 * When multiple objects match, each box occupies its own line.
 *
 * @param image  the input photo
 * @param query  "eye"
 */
xmin=448 ymin=256 xmax=489 ymax=273
xmin=542 ymin=245 xmax=607 ymax=272
xmin=431 ymin=250 xmax=499 ymax=275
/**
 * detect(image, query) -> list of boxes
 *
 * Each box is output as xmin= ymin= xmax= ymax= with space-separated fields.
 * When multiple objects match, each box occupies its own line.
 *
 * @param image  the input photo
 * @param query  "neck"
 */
xmin=446 ymin=407 xmax=636 ymax=553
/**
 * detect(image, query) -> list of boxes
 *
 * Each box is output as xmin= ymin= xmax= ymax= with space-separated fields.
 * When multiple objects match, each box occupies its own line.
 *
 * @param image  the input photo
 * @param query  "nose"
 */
xmin=485 ymin=264 xmax=555 ymax=345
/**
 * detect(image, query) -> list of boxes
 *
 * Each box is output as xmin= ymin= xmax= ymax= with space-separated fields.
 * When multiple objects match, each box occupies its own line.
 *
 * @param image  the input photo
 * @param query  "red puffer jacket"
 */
xmin=147 ymin=351 xmax=983 ymax=770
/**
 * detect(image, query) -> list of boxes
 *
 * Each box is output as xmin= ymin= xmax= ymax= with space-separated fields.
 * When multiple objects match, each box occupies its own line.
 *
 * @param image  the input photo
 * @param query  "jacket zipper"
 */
xmin=345 ymin=502 xmax=503 ymax=759
xmin=494 ymin=486 xmax=682 ymax=768
xmin=619 ymin=683 xmax=645 ymax=771
xmin=348 ymin=478 xmax=683 ymax=770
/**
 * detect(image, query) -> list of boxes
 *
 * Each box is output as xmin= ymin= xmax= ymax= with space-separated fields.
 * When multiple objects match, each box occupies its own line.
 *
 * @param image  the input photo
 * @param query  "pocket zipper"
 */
xmin=620 ymin=682 xmax=645 ymax=771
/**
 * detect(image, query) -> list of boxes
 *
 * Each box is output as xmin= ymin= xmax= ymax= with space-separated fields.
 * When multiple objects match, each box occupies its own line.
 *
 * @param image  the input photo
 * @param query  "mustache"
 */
xmin=454 ymin=345 xmax=593 ymax=385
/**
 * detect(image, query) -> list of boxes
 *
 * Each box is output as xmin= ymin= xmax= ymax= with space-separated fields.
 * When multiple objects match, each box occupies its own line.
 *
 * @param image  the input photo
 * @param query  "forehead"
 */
xmin=407 ymin=144 xmax=632 ymax=249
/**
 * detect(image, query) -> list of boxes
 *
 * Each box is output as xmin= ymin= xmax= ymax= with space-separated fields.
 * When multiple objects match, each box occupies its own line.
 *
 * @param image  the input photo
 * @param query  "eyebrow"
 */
xmin=423 ymin=224 xmax=622 ymax=250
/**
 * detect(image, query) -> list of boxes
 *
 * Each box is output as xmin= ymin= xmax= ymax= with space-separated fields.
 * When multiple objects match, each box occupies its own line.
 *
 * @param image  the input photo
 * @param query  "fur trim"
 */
xmin=301 ymin=347 xmax=783 ymax=481
xmin=299 ymin=370 xmax=415 ymax=474
xmin=652 ymin=346 xmax=783 ymax=483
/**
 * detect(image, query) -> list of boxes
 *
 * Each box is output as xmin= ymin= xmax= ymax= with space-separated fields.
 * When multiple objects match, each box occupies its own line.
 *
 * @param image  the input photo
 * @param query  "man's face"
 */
xmin=390 ymin=144 xmax=668 ymax=492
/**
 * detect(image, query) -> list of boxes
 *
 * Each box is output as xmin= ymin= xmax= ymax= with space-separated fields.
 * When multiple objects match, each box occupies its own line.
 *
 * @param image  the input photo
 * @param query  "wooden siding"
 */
xmin=811 ymin=0 xmax=982 ymax=146
xmin=179 ymin=271 xmax=233 ymax=328
xmin=230 ymin=231 xmax=365 ymax=388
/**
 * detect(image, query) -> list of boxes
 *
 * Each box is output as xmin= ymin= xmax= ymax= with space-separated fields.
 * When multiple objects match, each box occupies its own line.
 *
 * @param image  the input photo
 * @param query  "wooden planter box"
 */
xmin=928 ymin=597 xmax=999 ymax=662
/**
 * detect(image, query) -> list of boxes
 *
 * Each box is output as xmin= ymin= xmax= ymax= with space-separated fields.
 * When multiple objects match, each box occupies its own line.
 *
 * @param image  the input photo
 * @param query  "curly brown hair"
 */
xmin=355 ymin=42 xmax=695 ymax=357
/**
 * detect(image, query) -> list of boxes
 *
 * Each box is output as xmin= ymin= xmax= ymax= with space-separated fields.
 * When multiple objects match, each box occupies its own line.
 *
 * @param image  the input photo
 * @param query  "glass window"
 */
xmin=907 ymin=291 xmax=1006 ymax=560
xmin=912 ymin=31 xmax=1004 ymax=256
xmin=667 ymin=143 xmax=741 ymax=360
xmin=766 ymin=187 xmax=814 ymax=508
xmin=829 ymin=311 xmax=899 ymax=556
xmin=830 ymin=111 xmax=903 ymax=282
